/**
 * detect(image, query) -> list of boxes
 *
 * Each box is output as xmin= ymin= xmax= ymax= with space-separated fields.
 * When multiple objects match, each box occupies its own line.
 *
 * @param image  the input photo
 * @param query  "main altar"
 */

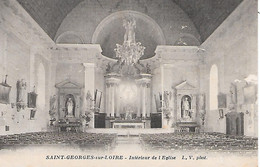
xmin=112 ymin=120 xmax=145 ymax=129
xmin=102 ymin=17 xmax=152 ymax=129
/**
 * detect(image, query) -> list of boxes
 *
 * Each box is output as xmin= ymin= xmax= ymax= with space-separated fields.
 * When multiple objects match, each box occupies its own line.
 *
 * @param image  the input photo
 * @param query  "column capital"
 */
xmin=136 ymin=78 xmax=151 ymax=88
xmin=106 ymin=77 xmax=120 ymax=85
xmin=83 ymin=63 xmax=95 ymax=68
xmin=106 ymin=82 xmax=119 ymax=87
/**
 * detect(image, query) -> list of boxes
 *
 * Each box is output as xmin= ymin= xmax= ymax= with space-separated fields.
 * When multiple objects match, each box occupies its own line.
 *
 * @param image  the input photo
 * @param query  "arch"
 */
xmin=209 ymin=64 xmax=218 ymax=110
xmin=92 ymin=10 xmax=166 ymax=45
xmin=55 ymin=31 xmax=84 ymax=44
xmin=37 ymin=63 xmax=46 ymax=109
xmin=174 ymin=33 xmax=201 ymax=46
xmin=91 ymin=10 xmax=166 ymax=59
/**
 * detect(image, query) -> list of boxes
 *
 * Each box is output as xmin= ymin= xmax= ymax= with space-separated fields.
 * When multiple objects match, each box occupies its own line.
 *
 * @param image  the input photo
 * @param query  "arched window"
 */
xmin=209 ymin=64 xmax=218 ymax=110
xmin=37 ymin=63 xmax=45 ymax=109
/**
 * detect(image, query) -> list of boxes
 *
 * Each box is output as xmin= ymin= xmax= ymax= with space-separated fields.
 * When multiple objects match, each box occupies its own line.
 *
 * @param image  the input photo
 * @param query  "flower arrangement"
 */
xmin=80 ymin=113 xmax=91 ymax=123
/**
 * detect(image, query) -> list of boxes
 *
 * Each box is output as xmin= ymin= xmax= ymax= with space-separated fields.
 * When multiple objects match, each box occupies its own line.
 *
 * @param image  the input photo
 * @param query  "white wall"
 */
xmin=201 ymin=0 xmax=257 ymax=136
xmin=0 ymin=0 xmax=53 ymax=135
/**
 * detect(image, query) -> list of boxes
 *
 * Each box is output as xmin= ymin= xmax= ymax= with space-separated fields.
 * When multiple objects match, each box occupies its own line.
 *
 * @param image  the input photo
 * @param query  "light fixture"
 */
xmin=114 ymin=17 xmax=145 ymax=66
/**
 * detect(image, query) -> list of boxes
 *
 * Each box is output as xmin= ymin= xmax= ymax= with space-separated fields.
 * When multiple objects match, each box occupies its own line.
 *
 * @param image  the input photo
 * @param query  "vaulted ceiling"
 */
xmin=17 ymin=0 xmax=243 ymax=43
xmin=172 ymin=0 xmax=243 ymax=42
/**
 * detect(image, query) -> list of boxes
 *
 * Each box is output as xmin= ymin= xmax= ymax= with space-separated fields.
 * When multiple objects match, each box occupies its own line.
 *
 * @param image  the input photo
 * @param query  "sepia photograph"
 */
xmin=0 ymin=0 xmax=258 ymax=167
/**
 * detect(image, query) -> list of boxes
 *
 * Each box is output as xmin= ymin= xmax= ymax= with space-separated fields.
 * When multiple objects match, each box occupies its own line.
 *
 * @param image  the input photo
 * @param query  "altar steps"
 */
xmin=116 ymin=136 xmax=140 ymax=144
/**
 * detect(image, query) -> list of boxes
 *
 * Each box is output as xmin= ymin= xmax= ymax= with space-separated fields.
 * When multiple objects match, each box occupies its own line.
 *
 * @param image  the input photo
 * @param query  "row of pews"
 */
xmin=0 ymin=132 xmax=117 ymax=150
xmin=139 ymin=132 xmax=258 ymax=151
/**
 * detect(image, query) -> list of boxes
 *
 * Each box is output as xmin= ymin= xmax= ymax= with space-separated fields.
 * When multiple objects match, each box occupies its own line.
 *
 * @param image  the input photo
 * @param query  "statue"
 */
xmin=123 ymin=17 xmax=136 ymax=44
xmin=125 ymin=106 xmax=133 ymax=120
xmin=164 ymin=91 xmax=172 ymax=109
xmin=114 ymin=16 xmax=145 ymax=65
xmin=66 ymin=97 xmax=74 ymax=117
xmin=106 ymin=63 xmax=111 ymax=73
xmin=181 ymin=96 xmax=191 ymax=118
xmin=49 ymin=95 xmax=57 ymax=126
xmin=49 ymin=95 xmax=57 ymax=116
xmin=146 ymin=63 xmax=151 ymax=74
xmin=230 ymin=84 xmax=237 ymax=104
xmin=86 ymin=91 xmax=94 ymax=112
xmin=16 ymin=79 xmax=27 ymax=103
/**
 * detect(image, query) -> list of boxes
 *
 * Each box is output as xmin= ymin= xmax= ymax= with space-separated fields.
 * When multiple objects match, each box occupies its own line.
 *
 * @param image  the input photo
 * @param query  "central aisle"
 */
xmin=112 ymin=136 xmax=143 ymax=153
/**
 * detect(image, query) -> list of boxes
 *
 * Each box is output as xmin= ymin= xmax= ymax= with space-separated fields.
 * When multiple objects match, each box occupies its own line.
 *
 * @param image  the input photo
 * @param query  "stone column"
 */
xmin=83 ymin=63 xmax=95 ymax=128
xmin=142 ymin=84 xmax=146 ymax=118
xmin=105 ymin=83 xmax=110 ymax=116
xmin=107 ymin=84 xmax=111 ymax=117
xmin=137 ymin=74 xmax=152 ymax=119
xmin=115 ymin=84 xmax=120 ymax=117
xmin=105 ymin=74 xmax=120 ymax=118
xmin=111 ymin=84 xmax=115 ymax=117
xmin=136 ymin=84 xmax=141 ymax=117
xmin=146 ymin=83 xmax=151 ymax=117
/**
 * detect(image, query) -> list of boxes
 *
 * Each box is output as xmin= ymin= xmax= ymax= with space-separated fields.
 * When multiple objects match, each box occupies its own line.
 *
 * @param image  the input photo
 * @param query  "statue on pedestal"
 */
xmin=16 ymin=79 xmax=27 ymax=103
xmin=16 ymin=79 xmax=27 ymax=111
xmin=64 ymin=95 xmax=75 ymax=118
xmin=123 ymin=18 xmax=136 ymax=44
xmin=66 ymin=98 xmax=74 ymax=116
xmin=181 ymin=96 xmax=192 ymax=119
xmin=49 ymin=95 xmax=57 ymax=125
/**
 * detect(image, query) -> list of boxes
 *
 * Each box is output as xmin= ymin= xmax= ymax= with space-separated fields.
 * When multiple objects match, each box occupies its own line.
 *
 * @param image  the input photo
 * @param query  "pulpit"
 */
xmin=151 ymin=113 xmax=162 ymax=128
xmin=94 ymin=113 xmax=106 ymax=128
xmin=226 ymin=112 xmax=244 ymax=135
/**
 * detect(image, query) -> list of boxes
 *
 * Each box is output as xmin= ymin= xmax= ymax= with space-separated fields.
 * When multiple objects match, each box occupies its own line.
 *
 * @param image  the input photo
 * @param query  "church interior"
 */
xmin=0 ymin=0 xmax=258 ymax=165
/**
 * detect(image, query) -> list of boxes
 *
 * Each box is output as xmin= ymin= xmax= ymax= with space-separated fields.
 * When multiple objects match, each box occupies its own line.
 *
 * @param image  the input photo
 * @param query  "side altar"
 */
xmin=54 ymin=80 xmax=83 ymax=132
xmin=171 ymin=81 xmax=204 ymax=132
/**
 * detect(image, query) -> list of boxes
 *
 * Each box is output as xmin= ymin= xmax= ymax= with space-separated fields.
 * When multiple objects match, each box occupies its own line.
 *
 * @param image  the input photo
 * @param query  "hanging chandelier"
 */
xmin=114 ymin=17 xmax=145 ymax=66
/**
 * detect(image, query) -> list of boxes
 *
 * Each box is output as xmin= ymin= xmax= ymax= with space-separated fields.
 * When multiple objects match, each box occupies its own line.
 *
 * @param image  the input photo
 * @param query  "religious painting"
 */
xmin=218 ymin=93 xmax=227 ymax=108
xmin=0 ymin=83 xmax=11 ymax=104
xmin=30 ymin=109 xmax=36 ymax=120
xmin=230 ymin=83 xmax=237 ymax=104
xmin=27 ymin=92 xmax=37 ymax=108
xmin=154 ymin=93 xmax=162 ymax=112
xmin=94 ymin=89 xmax=102 ymax=110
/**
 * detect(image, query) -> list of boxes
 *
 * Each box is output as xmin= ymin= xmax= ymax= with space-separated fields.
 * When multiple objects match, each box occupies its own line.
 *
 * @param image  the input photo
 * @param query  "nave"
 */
xmin=0 ymin=131 xmax=257 ymax=167
xmin=0 ymin=131 xmax=257 ymax=151
xmin=0 ymin=0 xmax=257 ymax=166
